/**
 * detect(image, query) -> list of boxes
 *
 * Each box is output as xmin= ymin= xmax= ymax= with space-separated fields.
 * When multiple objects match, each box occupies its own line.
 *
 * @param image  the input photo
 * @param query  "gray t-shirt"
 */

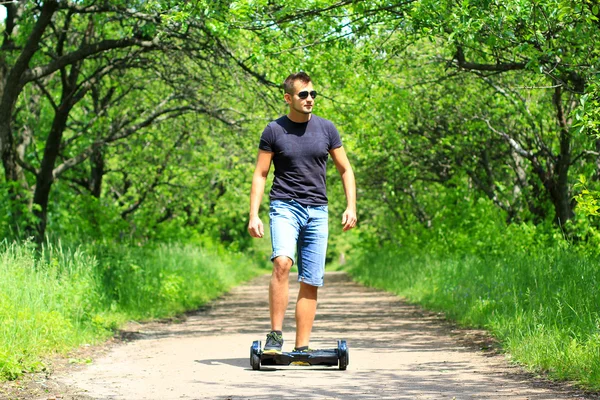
xmin=259 ymin=115 xmax=343 ymax=206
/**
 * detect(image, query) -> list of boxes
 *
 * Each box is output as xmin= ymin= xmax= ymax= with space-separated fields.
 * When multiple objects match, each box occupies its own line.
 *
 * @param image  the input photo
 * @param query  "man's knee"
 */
xmin=272 ymin=256 xmax=293 ymax=280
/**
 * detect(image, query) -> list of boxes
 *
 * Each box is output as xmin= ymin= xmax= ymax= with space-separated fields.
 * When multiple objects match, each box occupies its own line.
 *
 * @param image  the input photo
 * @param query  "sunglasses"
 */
xmin=297 ymin=90 xmax=317 ymax=99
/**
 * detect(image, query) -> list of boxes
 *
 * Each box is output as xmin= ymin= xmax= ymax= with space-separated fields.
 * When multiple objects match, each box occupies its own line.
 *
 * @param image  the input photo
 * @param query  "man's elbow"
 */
xmin=339 ymin=165 xmax=354 ymax=177
xmin=254 ymin=170 xmax=269 ymax=180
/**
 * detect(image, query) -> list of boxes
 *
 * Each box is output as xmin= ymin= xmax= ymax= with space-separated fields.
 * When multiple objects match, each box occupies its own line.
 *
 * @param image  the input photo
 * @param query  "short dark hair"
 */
xmin=283 ymin=72 xmax=312 ymax=94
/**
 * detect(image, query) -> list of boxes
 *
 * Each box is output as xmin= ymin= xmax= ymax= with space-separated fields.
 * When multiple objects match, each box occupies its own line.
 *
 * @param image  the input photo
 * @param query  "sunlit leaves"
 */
xmin=574 ymin=175 xmax=600 ymax=217
xmin=3 ymin=0 xmax=600 ymax=246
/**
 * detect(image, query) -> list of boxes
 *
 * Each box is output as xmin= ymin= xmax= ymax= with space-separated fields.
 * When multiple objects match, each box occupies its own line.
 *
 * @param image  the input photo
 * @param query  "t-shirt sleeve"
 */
xmin=258 ymin=124 xmax=275 ymax=152
xmin=328 ymin=121 xmax=343 ymax=150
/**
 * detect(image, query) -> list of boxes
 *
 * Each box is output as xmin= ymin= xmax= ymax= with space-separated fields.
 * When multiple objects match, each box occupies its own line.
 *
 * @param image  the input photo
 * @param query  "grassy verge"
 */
xmin=348 ymin=248 xmax=600 ymax=390
xmin=0 ymin=240 xmax=264 ymax=380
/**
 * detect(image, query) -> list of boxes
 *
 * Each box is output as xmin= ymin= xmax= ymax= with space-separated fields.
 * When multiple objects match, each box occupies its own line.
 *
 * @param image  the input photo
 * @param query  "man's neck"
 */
xmin=287 ymin=111 xmax=311 ymax=123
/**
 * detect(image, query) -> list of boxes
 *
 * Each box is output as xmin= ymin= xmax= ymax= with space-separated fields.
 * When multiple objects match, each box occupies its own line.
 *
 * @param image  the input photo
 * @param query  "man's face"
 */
xmin=285 ymin=80 xmax=315 ymax=115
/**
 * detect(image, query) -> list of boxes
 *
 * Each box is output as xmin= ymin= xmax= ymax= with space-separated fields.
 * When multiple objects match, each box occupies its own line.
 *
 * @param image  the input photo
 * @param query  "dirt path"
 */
xmin=34 ymin=272 xmax=596 ymax=399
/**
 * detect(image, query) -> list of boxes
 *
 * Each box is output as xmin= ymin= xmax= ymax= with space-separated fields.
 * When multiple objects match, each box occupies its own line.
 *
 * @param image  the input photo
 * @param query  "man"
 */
xmin=247 ymin=71 xmax=357 ymax=354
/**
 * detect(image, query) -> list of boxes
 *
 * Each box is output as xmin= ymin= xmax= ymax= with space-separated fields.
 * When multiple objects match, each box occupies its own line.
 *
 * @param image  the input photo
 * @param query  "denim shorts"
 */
xmin=269 ymin=199 xmax=328 ymax=287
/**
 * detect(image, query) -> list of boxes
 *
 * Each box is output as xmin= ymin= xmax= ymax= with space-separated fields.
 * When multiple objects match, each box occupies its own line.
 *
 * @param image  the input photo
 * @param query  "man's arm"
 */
xmin=248 ymin=149 xmax=274 ymax=238
xmin=330 ymin=146 xmax=357 ymax=231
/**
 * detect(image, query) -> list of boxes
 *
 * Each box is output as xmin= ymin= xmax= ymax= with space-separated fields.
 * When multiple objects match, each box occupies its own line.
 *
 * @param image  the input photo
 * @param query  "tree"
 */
xmin=339 ymin=0 xmax=600 ymax=233
xmin=0 ymin=1 xmax=248 ymax=241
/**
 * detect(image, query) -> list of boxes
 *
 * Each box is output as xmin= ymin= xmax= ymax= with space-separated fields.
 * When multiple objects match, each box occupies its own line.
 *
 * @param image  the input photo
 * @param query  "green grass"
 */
xmin=348 ymin=248 xmax=600 ymax=390
xmin=0 ymin=240 xmax=264 ymax=380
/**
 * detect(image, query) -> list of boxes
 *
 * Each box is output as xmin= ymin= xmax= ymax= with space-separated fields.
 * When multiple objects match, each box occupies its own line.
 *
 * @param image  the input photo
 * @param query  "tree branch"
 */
xmin=21 ymin=36 xmax=161 ymax=83
xmin=454 ymin=46 xmax=526 ymax=72
xmin=472 ymin=71 xmax=555 ymax=161
xmin=2 ymin=1 xmax=57 ymax=111
xmin=58 ymin=2 xmax=160 ymax=23
xmin=67 ymin=63 xmax=117 ymax=108
xmin=107 ymin=107 xmax=193 ymax=142
xmin=53 ymin=105 xmax=203 ymax=179
xmin=121 ymin=131 xmax=189 ymax=218
xmin=15 ymin=154 xmax=37 ymax=175
xmin=239 ymin=0 xmax=357 ymax=30
xmin=478 ymin=118 xmax=532 ymax=158
xmin=33 ymin=79 xmax=58 ymax=111
xmin=1 ymin=1 xmax=19 ymax=50
xmin=62 ymin=85 xmax=135 ymax=150
xmin=466 ymin=169 xmax=511 ymax=213
xmin=571 ymin=150 xmax=600 ymax=165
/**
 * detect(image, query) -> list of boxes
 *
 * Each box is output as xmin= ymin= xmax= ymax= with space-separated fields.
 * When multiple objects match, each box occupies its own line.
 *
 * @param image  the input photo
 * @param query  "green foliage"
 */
xmin=0 ymin=240 xmax=264 ymax=380
xmin=347 ymin=185 xmax=600 ymax=388
xmin=349 ymin=242 xmax=600 ymax=389
xmin=572 ymin=176 xmax=600 ymax=245
xmin=574 ymin=175 xmax=600 ymax=217
xmin=573 ymin=76 xmax=600 ymax=137
xmin=0 ymin=241 xmax=101 ymax=379
xmin=91 ymin=241 xmax=263 ymax=318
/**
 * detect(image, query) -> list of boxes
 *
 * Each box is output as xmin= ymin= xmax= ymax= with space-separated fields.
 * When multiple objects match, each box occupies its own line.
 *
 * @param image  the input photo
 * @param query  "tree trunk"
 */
xmin=595 ymin=139 xmax=600 ymax=181
xmin=0 ymin=120 xmax=20 ymax=182
xmin=90 ymin=147 xmax=104 ymax=198
xmin=0 ymin=118 xmax=29 ymax=231
xmin=551 ymin=86 xmax=575 ymax=225
xmin=0 ymin=1 xmax=57 ymax=235
xmin=32 ymin=106 xmax=70 ymax=242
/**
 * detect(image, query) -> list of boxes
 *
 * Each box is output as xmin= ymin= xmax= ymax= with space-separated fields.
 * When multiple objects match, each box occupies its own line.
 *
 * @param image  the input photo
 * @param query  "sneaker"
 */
xmin=263 ymin=331 xmax=284 ymax=354
xmin=292 ymin=347 xmax=314 ymax=353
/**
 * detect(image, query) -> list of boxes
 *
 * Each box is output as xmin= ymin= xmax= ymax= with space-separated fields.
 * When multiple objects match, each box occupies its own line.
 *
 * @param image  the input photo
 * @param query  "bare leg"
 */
xmin=295 ymin=282 xmax=318 ymax=348
xmin=269 ymin=256 xmax=292 ymax=331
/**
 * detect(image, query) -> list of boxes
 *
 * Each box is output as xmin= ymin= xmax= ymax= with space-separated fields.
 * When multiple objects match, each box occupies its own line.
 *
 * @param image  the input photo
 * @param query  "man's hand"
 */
xmin=341 ymin=208 xmax=357 ymax=231
xmin=248 ymin=216 xmax=265 ymax=238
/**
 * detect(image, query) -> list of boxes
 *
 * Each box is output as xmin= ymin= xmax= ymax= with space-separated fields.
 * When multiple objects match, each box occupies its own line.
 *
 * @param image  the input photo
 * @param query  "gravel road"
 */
xmin=36 ymin=272 xmax=596 ymax=399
